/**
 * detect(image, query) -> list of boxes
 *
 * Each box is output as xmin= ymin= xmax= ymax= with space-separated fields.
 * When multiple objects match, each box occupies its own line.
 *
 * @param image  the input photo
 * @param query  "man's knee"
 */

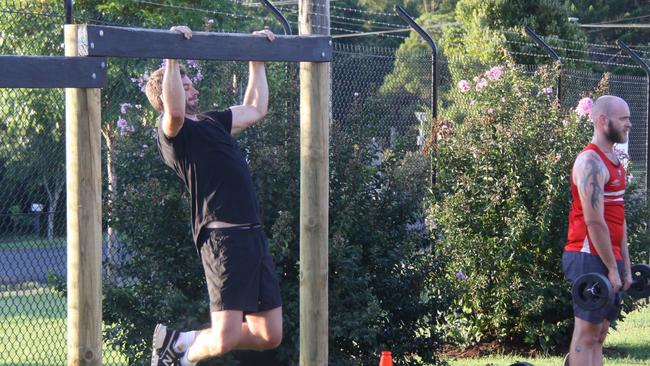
xmin=574 ymin=329 xmax=601 ymax=348
xmin=261 ymin=328 xmax=282 ymax=350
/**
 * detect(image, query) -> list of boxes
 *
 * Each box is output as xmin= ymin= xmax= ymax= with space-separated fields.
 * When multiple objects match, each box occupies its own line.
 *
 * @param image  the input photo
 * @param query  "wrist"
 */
xmin=606 ymin=262 xmax=618 ymax=273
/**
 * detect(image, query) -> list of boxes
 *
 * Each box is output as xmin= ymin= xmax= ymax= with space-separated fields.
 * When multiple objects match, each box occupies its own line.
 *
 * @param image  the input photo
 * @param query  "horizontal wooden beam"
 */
xmin=77 ymin=25 xmax=332 ymax=62
xmin=0 ymin=55 xmax=107 ymax=88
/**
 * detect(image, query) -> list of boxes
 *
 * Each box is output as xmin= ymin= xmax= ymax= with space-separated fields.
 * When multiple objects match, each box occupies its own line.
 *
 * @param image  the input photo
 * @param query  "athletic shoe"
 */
xmin=151 ymin=323 xmax=182 ymax=366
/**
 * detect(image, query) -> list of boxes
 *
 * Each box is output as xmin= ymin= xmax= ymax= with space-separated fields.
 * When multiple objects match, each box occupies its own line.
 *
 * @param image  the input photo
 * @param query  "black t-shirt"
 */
xmin=155 ymin=109 xmax=260 ymax=247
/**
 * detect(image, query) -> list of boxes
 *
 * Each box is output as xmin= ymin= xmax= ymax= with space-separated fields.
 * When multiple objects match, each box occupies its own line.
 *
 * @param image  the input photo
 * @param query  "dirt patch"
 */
xmin=440 ymin=340 xmax=567 ymax=360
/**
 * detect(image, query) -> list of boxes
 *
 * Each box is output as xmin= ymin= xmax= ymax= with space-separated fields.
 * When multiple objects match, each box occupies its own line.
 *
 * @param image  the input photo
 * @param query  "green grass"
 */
xmin=444 ymin=305 xmax=650 ymax=366
xmin=2 ymin=289 xmax=648 ymax=366
xmin=0 ymin=235 xmax=66 ymax=250
xmin=0 ymin=289 xmax=128 ymax=366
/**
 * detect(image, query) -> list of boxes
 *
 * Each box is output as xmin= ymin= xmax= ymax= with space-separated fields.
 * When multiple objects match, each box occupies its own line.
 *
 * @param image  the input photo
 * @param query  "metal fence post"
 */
xmin=261 ymin=0 xmax=292 ymax=35
xmin=524 ymin=26 xmax=562 ymax=102
xmin=64 ymin=0 xmax=73 ymax=24
xmin=618 ymin=40 xmax=650 ymax=197
xmin=394 ymin=5 xmax=438 ymax=186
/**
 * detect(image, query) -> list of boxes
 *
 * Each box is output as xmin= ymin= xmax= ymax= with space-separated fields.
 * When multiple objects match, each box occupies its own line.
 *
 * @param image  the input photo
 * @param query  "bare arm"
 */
xmin=231 ymin=30 xmax=274 ymax=135
xmin=620 ymin=219 xmax=633 ymax=290
xmin=161 ymin=59 xmax=186 ymax=137
xmin=573 ymin=150 xmax=622 ymax=291
xmin=161 ymin=26 xmax=192 ymax=138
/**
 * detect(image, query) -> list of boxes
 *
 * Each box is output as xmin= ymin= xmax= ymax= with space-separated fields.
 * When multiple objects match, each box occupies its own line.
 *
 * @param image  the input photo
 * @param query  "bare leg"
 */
xmin=594 ymin=320 xmax=610 ymax=366
xmin=569 ymin=317 xmax=603 ymax=366
xmin=183 ymin=307 xmax=282 ymax=363
xmin=238 ymin=307 xmax=283 ymax=350
xmin=185 ymin=310 xmax=243 ymax=362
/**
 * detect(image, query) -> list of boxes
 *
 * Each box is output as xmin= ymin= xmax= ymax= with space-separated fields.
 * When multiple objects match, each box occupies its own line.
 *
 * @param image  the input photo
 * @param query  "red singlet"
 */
xmin=565 ymin=143 xmax=626 ymax=260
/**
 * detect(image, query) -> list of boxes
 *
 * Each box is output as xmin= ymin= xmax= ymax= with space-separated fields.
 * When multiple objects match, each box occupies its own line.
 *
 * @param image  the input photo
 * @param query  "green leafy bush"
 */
xmin=430 ymin=64 xmax=649 ymax=351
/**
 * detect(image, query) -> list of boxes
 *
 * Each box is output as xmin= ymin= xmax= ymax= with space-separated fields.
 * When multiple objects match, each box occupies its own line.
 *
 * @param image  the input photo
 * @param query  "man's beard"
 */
xmin=186 ymin=101 xmax=198 ymax=115
xmin=605 ymin=119 xmax=626 ymax=144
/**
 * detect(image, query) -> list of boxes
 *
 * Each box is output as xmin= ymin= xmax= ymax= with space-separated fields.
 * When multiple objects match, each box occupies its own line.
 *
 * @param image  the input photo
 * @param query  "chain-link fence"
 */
xmin=562 ymin=68 xmax=648 ymax=182
xmin=1 ymin=2 xmax=649 ymax=365
xmin=0 ymin=2 xmax=69 ymax=365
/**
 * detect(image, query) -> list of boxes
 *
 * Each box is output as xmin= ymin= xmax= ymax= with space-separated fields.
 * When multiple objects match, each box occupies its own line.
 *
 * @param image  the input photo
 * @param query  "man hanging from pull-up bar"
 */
xmin=145 ymin=25 xmax=282 ymax=366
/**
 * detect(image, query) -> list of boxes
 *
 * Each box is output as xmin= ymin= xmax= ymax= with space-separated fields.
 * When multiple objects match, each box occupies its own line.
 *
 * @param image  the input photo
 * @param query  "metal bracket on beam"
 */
xmin=0 ymin=55 xmax=107 ymax=88
xmin=394 ymin=5 xmax=439 ymax=187
xmin=65 ymin=0 xmax=73 ymax=24
xmin=394 ymin=5 xmax=438 ymax=120
xmin=261 ymin=0 xmax=292 ymax=35
xmin=524 ymin=25 xmax=562 ymax=101
xmin=77 ymin=25 xmax=332 ymax=62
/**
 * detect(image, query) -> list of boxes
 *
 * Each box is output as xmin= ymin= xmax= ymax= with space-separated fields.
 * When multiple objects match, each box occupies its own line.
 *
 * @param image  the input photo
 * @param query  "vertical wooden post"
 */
xmin=64 ymin=24 xmax=103 ymax=366
xmin=299 ymin=0 xmax=330 ymax=363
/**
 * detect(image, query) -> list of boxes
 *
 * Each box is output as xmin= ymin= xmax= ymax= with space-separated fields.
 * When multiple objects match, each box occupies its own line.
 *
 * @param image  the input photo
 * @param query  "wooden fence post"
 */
xmin=299 ymin=0 xmax=330 ymax=364
xmin=64 ymin=24 xmax=103 ymax=366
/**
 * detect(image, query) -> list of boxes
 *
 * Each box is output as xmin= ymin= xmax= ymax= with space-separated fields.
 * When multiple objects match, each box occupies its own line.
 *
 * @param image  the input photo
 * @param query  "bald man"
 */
xmin=562 ymin=95 xmax=633 ymax=366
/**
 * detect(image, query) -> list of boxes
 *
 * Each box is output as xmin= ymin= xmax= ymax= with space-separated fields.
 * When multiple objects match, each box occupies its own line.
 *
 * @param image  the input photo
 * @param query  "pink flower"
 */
xmin=187 ymin=59 xmax=200 ymax=69
xmin=193 ymin=71 xmax=204 ymax=83
xmin=207 ymin=19 xmax=215 ymax=25
xmin=120 ymin=103 xmax=132 ymax=114
xmin=131 ymin=74 xmax=149 ymax=93
xmin=117 ymin=117 xmax=134 ymax=136
xmin=458 ymin=80 xmax=471 ymax=93
xmin=542 ymin=87 xmax=553 ymax=95
xmin=614 ymin=147 xmax=630 ymax=169
xmin=117 ymin=117 xmax=128 ymax=129
xmin=455 ymin=271 xmax=468 ymax=282
xmin=487 ymin=108 xmax=494 ymax=114
xmin=613 ymin=147 xmax=629 ymax=161
xmin=486 ymin=66 xmax=504 ymax=81
xmin=475 ymin=78 xmax=488 ymax=92
xmin=575 ymin=97 xmax=593 ymax=118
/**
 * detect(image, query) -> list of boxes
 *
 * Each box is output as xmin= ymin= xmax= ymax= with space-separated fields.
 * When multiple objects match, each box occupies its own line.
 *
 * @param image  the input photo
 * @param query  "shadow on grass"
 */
xmin=605 ymin=345 xmax=650 ymax=360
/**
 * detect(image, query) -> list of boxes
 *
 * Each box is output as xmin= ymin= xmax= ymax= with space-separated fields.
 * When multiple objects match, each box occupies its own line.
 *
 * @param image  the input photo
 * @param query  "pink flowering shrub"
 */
xmin=458 ymin=80 xmax=471 ymax=93
xmin=432 ymin=64 xmax=649 ymax=350
xmin=575 ymin=97 xmax=593 ymax=118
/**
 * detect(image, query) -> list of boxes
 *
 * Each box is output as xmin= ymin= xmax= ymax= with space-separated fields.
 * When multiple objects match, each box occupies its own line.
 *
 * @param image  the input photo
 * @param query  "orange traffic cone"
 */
xmin=379 ymin=350 xmax=393 ymax=366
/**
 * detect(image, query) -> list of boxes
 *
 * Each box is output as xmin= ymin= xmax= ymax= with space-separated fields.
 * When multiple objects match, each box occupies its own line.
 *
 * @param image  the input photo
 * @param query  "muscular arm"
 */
xmin=620 ymin=219 xmax=633 ymax=290
xmin=230 ymin=61 xmax=269 ymax=135
xmin=573 ymin=151 xmax=618 ymax=273
xmin=161 ymin=59 xmax=186 ymax=138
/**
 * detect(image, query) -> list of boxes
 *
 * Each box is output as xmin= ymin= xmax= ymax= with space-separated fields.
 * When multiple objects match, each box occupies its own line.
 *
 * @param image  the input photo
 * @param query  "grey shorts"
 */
xmin=199 ymin=225 xmax=282 ymax=314
xmin=562 ymin=251 xmax=624 ymax=324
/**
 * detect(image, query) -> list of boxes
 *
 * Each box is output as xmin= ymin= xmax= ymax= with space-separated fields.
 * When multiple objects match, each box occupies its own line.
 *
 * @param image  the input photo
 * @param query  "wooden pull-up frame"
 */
xmin=76 ymin=24 xmax=332 ymax=62
xmin=0 ymin=55 xmax=106 ymax=88
xmin=1 ymin=16 xmax=330 ymax=365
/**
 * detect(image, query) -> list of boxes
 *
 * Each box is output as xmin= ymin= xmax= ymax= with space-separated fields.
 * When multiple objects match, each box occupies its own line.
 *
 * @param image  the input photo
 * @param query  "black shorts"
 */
xmin=562 ymin=251 xmax=624 ymax=324
xmin=199 ymin=225 xmax=282 ymax=313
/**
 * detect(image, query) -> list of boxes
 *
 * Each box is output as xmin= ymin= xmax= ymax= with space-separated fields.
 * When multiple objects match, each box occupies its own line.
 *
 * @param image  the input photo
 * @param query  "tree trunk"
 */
xmin=103 ymin=130 xmax=118 ymax=266
xmin=43 ymin=176 xmax=64 ymax=241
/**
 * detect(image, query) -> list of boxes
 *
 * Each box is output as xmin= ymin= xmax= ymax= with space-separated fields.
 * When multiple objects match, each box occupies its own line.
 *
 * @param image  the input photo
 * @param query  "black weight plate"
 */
xmin=628 ymin=264 xmax=650 ymax=299
xmin=572 ymin=272 xmax=613 ymax=311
